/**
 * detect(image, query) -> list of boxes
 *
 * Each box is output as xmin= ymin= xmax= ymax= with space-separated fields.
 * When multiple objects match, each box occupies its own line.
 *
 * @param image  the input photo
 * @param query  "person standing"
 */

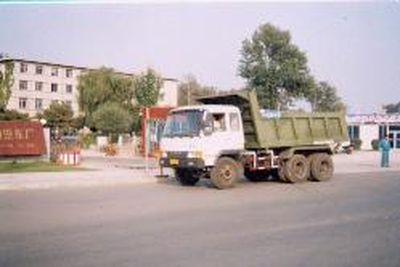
xmin=379 ymin=135 xmax=391 ymax=167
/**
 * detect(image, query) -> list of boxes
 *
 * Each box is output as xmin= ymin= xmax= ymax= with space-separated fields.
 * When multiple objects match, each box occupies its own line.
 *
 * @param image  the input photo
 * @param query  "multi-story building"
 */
xmin=0 ymin=58 xmax=178 ymax=117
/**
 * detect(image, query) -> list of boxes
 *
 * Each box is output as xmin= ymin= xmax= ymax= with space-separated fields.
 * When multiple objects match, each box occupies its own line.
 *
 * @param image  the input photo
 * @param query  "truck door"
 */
xmin=210 ymin=112 xmax=243 ymax=151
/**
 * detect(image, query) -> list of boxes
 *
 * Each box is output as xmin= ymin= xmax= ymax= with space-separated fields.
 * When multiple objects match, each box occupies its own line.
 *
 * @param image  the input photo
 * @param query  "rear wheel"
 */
xmin=278 ymin=160 xmax=288 ymax=183
xmin=210 ymin=157 xmax=240 ymax=189
xmin=309 ymin=153 xmax=333 ymax=182
xmin=175 ymin=168 xmax=200 ymax=186
xmin=282 ymin=154 xmax=309 ymax=183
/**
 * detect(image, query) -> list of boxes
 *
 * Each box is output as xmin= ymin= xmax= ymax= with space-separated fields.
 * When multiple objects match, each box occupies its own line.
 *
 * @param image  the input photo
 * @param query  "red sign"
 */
xmin=0 ymin=121 xmax=46 ymax=156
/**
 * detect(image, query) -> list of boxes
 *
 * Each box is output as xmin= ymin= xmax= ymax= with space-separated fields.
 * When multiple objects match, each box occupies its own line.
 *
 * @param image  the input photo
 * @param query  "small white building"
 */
xmin=0 ymin=58 xmax=179 ymax=117
xmin=347 ymin=113 xmax=400 ymax=150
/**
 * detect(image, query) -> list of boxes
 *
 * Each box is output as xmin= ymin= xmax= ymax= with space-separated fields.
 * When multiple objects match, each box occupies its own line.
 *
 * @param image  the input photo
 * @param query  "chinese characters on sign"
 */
xmin=347 ymin=114 xmax=400 ymax=124
xmin=0 ymin=121 xmax=46 ymax=156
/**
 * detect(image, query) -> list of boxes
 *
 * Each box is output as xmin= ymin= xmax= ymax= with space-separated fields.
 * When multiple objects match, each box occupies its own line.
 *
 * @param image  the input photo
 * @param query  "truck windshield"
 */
xmin=163 ymin=110 xmax=203 ymax=137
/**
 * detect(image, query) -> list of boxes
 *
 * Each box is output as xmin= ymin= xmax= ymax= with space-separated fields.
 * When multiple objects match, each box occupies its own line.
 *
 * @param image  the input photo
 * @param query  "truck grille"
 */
xmin=167 ymin=151 xmax=188 ymax=158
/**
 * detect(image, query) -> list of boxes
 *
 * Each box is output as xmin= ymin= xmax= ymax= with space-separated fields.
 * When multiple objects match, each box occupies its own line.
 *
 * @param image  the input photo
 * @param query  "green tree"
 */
xmin=238 ymin=23 xmax=315 ymax=109
xmin=383 ymin=101 xmax=400 ymax=114
xmin=178 ymin=74 xmax=218 ymax=106
xmin=92 ymin=103 xmax=132 ymax=135
xmin=133 ymin=68 xmax=163 ymax=107
xmin=41 ymin=102 xmax=74 ymax=134
xmin=77 ymin=67 xmax=134 ymax=127
xmin=0 ymin=61 xmax=14 ymax=111
xmin=308 ymin=81 xmax=346 ymax=112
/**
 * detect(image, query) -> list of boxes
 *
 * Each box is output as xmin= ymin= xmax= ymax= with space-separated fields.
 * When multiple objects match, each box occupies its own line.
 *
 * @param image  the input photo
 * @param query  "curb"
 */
xmin=0 ymin=175 xmax=160 ymax=192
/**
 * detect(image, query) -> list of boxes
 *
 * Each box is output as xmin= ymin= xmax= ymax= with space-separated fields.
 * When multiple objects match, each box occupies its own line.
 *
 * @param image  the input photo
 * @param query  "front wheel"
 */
xmin=175 ymin=168 xmax=200 ymax=186
xmin=210 ymin=157 xmax=240 ymax=189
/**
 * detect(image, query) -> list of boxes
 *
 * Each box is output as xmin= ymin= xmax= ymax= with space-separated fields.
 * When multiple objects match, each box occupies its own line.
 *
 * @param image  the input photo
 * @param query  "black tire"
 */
xmin=175 ymin=168 xmax=200 ymax=186
xmin=307 ymin=154 xmax=318 ymax=181
xmin=244 ymin=169 xmax=270 ymax=182
xmin=278 ymin=160 xmax=288 ymax=183
xmin=283 ymin=154 xmax=310 ymax=183
xmin=309 ymin=153 xmax=333 ymax=182
xmin=210 ymin=157 xmax=240 ymax=189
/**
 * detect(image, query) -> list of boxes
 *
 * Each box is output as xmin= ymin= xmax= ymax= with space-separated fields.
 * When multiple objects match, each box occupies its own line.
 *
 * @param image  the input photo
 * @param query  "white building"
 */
xmin=347 ymin=113 xmax=400 ymax=150
xmin=0 ymin=58 xmax=178 ymax=117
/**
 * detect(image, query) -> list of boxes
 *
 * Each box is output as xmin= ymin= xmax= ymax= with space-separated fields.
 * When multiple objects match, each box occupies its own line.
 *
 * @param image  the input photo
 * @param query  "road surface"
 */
xmin=1 ymin=171 xmax=400 ymax=267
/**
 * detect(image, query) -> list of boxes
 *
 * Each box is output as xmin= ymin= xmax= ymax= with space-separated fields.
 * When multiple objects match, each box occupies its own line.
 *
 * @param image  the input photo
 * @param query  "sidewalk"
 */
xmin=0 ymin=150 xmax=399 ymax=191
xmin=334 ymin=150 xmax=400 ymax=174
xmin=0 ymin=149 xmax=166 ymax=191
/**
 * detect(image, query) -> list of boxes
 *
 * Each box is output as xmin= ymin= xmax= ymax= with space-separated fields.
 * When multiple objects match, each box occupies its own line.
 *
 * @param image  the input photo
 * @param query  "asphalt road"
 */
xmin=1 ymin=171 xmax=400 ymax=267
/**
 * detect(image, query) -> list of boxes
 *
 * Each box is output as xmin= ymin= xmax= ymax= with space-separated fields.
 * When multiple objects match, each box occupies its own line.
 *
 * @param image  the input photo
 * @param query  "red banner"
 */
xmin=0 ymin=121 xmax=46 ymax=156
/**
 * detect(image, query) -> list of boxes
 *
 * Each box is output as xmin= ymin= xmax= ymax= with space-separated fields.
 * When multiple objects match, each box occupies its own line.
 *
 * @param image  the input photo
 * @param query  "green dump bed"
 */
xmin=198 ymin=90 xmax=349 ymax=150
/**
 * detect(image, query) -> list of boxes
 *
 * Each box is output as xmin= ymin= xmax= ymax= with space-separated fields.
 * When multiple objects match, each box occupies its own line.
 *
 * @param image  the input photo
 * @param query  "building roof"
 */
xmin=0 ymin=57 xmax=178 ymax=82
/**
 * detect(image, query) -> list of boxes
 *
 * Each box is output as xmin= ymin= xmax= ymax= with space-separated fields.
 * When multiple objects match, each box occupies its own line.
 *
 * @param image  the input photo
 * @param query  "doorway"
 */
xmin=388 ymin=131 xmax=400 ymax=149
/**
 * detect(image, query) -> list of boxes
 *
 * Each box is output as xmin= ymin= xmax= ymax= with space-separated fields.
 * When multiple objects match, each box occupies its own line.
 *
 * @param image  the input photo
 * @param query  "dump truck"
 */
xmin=159 ymin=89 xmax=349 ymax=189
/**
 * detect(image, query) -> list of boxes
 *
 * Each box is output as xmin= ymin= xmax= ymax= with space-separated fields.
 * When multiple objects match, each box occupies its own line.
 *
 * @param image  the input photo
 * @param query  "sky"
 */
xmin=0 ymin=2 xmax=399 ymax=113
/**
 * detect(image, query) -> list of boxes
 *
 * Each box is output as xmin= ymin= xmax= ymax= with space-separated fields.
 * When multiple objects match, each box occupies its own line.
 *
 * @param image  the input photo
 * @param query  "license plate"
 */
xmin=169 ymin=159 xmax=179 ymax=165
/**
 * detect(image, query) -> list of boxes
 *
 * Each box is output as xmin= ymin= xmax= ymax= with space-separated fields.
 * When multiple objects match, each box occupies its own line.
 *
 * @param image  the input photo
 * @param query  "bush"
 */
xmin=351 ymin=139 xmax=362 ymax=150
xmin=93 ymin=103 xmax=132 ymax=135
xmin=71 ymin=115 xmax=86 ymax=130
xmin=80 ymin=133 xmax=96 ymax=149
xmin=0 ymin=109 xmax=29 ymax=121
xmin=371 ymin=139 xmax=380 ymax=151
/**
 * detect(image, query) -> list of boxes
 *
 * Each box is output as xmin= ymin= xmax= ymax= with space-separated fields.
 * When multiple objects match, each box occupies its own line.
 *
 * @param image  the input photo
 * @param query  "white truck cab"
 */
xmin=160 ymin=105 xmax=244 ymax=168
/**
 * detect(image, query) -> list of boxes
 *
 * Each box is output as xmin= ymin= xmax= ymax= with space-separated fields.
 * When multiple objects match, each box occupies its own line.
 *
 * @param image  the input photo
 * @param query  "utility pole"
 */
xmin=187 ymin=84 xmax=191 ymax=105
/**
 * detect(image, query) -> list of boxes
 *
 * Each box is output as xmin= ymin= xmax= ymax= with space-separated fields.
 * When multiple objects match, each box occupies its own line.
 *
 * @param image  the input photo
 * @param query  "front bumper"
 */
xmin=159 ymin=157 xmax=205 ymax=169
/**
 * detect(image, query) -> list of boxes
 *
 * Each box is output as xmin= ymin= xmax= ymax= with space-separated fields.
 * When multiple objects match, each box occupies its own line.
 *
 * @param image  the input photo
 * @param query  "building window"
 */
xmin=51 ymin=83 xmax=58 ymax=92
xmin=35 ymin=81 xmax=43 ymax=91
xmin=19 ymin=98 xmax=27 ymax=109
xmin=51 ymin=67 xmax=58 ymax=76
xmin=348 ymin=125 xmax=360 ymax=140
xmin=66 ymin=84 xmax=73 ymax=93
xmin=66 ymin=68 xmax=73 ymax=78
xmin=19 ymin=80 xmax=28 ymax=90
xmin=35 ymin=98 xmax=43 ymax=110
xmin=20 ymin=63 xmax=28 ymax=73
xmin=35 ymin=65 xmax=43 ymax=75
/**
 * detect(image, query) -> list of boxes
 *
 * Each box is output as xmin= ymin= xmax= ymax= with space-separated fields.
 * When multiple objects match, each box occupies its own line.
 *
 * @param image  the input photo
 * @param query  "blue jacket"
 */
xmin=379 ymin=139 xmax=391 ymax=152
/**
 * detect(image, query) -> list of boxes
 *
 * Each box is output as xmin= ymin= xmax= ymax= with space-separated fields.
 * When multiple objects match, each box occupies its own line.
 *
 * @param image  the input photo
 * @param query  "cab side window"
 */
xmin=229 ymin=113 xmax=240 ymax=131
xmin=212 ymin=113 xmax=226 ymax=132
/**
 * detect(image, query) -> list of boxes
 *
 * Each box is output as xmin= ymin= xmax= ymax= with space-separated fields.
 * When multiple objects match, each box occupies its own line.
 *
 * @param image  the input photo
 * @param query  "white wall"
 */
xmin=5 ymin=61 xmax=81 ymax=116
xmin=360 ymin=124 xmax=379 ymax=150
xmin=157 ymin=79 xmax=178 ymax=107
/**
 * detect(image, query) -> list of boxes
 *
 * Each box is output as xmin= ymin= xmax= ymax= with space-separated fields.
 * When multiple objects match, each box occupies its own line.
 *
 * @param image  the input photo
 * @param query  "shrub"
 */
xmin=351 ymin=138 xmax=362 ymax=150
xmin=371 ymin=139 xmax=380 ymax=151
xmin=80 ymin=132 xmax=96 ymax=149
xmin=71 ymin=115 xmax=86 ymax=130
xmin=92 ymin=103 xmax=132 ymax=136
xmin=0 ymin=109 xmax=29 ymax=121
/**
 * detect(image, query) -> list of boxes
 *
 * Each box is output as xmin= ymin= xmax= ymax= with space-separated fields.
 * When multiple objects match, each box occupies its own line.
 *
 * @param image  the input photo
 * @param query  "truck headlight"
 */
xmin=187 ymin=151 xmax=203 ymax=159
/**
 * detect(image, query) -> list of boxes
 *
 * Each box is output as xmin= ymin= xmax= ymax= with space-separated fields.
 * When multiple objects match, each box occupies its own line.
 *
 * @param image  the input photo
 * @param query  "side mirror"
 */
xmin=202 ymin=111 xmax=213 ymax=136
